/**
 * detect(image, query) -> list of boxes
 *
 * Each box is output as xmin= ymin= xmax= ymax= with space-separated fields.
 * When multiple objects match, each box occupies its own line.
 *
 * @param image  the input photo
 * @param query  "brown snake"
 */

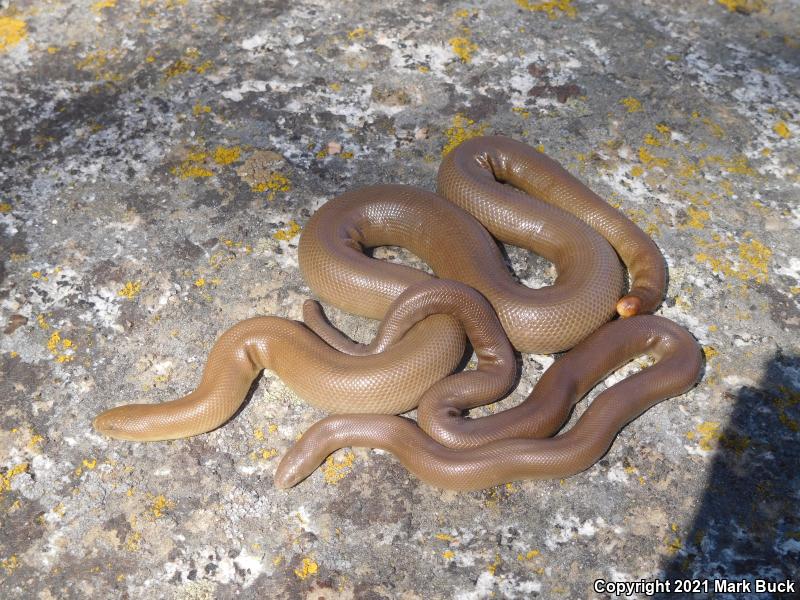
xmin=274 ymin=314 xmax=702 ymax=491
xmin=94 ymin=136 xmax=700 ymax=489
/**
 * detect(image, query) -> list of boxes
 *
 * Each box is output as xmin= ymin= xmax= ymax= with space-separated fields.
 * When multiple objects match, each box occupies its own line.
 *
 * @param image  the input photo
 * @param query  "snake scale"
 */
xmin=94 ymin=135 xmax=702 ymax=490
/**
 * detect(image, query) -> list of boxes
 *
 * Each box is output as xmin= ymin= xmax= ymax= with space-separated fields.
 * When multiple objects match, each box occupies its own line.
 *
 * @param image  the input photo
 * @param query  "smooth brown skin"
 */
xmin=299 ymin=135 xmax=666 ymax=354
xmin=438 ymin=136 xmax=666 ymax=318
xmin=274 ymin=315 xmax=703 ymax=491
xmin=93 ymin=288 xmax=467 ymax=441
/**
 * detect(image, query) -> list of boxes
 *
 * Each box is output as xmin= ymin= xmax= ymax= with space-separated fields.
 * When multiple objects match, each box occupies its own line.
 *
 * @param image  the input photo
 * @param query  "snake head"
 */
xmin=93 ymin=405 xmax=165 ymax=441
xmin=273 ymin=453 xmax=309 ymax=489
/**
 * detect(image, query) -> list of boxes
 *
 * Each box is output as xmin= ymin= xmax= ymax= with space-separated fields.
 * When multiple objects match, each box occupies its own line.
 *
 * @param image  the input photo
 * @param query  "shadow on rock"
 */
xmin=656 ymin=352 xmax=799 ymax=598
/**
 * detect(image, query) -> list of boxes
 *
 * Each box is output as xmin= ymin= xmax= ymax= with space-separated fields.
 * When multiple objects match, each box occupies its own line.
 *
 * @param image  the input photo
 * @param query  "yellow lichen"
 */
xmin=172 ymin=152 xmax=214 ymax=179
xmin=250 ymin=448 xmax=279 ymax=461
xmin=683 ymin=206 xmax=710 ymax=230
xmin=664 ymin=532 xmax=682 ymax=555
xmin=630 ymin=165 xmax=644 ymax=177
xmin=449 ymin=36 xmax=478 ymax=63
xmin=772 ymin=386 xmax=799 ymax=432
xmin=1 ymin=463 xmax=28 ymax=497
xmin=517 ymin=549 xmax=540 ymax=561
xmin=515 ymin=0 xmax=577 ymax=19
xmin=773 ymin=121 xmax=791 ymax=139
xmin=194 ymin=60 xmax=213 ymax=74
xmin=118 ymin=281 xmax=142 ymax=299
xmin=1 ymin=554 xmax=19 ymax=575
xmin=294 ymin=557 xmax=318 ymax=579
xmin=717 ymin=0 xmax=765 ymax=13
xmin=643 ymin=133 xmax=661 ymax=147
xmin=512 ymin=106 xmax=530 ymax=119
xmin=695 ymin=236 xmax=771 ymax=284
xmin=686 ymin=422 xmax=721 ymax=451
xmin=47 ymin=331 xmax=76 ymax=363
xmin=164 ymin=59 xmax=192 ymax=79
xmin=435 ymin=533 xmax=456 ymax=542
xmin=213 ymin=146 xmax=240 ymax=165
xmin=125 ymin=530 xmax=141 ymax=552
xmin=442 ymin=550 xmax=456 ymax=560
xmin=194 ymin=277 xmax=205 ymax=287
xmin=620 ymin=97 xmax=642 ymax=113
xmin=0 ymin=202 xmax=11 ymax=213
xmin=91 ymin=0 xmax=116 ymax=13
xmin=192 ymin=104 xmax=211 ymax=116
xmin=150 ymin=494 xmax=175 ymax=518
xmin=704 ymin=154 xmax=757 ymax=177
xmin=443 ymin=113 xmax=487 ymax=156
xmin=702 ymin=346 xmax=719 ymax=361
xmin=272 ymin=220 xmax=302 ymax=242
xmin=253 ymin=172 xmax=291 ymax=201
xmin=323 ymin=451 xmax=355 ymax=484
xmin=0 ymin=17 xmax=27 ymax=52
xmin=487 ymin=554 xmax=501 ymax=575
xmin=348 ymin=27 xmax=366 ymax=40
xmin=638 ymin=146 xmax=670 ymax=169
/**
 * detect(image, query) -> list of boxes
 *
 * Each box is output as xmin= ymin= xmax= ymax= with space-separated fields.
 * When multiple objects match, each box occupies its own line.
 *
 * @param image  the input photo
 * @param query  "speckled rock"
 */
xmin=1 ymin=1 xmax=798 ymax=598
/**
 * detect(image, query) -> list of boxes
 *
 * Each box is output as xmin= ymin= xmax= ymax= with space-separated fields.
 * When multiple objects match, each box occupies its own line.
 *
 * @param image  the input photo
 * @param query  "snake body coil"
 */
xmin=274 ymin=316 xmax=702 ymax=491
xmin=94 ymin=136 xmax=700 ymax=491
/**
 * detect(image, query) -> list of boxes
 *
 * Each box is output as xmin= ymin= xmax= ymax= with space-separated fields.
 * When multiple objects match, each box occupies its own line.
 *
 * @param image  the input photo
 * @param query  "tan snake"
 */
xmin=94 ymin=136 xmax=700 ymax=489
xmin=274 ymin=314 xmax=702 ymax=491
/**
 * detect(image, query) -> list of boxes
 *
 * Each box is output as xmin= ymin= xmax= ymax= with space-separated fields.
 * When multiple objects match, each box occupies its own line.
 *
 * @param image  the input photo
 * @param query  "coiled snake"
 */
xmin=94 ymin=136 xmax=701 ymax=490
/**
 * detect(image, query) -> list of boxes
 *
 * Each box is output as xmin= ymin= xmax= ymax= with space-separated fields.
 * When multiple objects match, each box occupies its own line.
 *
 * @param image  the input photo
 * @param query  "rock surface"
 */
xmin=1 ymin=0 xmax=798 ymax=598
